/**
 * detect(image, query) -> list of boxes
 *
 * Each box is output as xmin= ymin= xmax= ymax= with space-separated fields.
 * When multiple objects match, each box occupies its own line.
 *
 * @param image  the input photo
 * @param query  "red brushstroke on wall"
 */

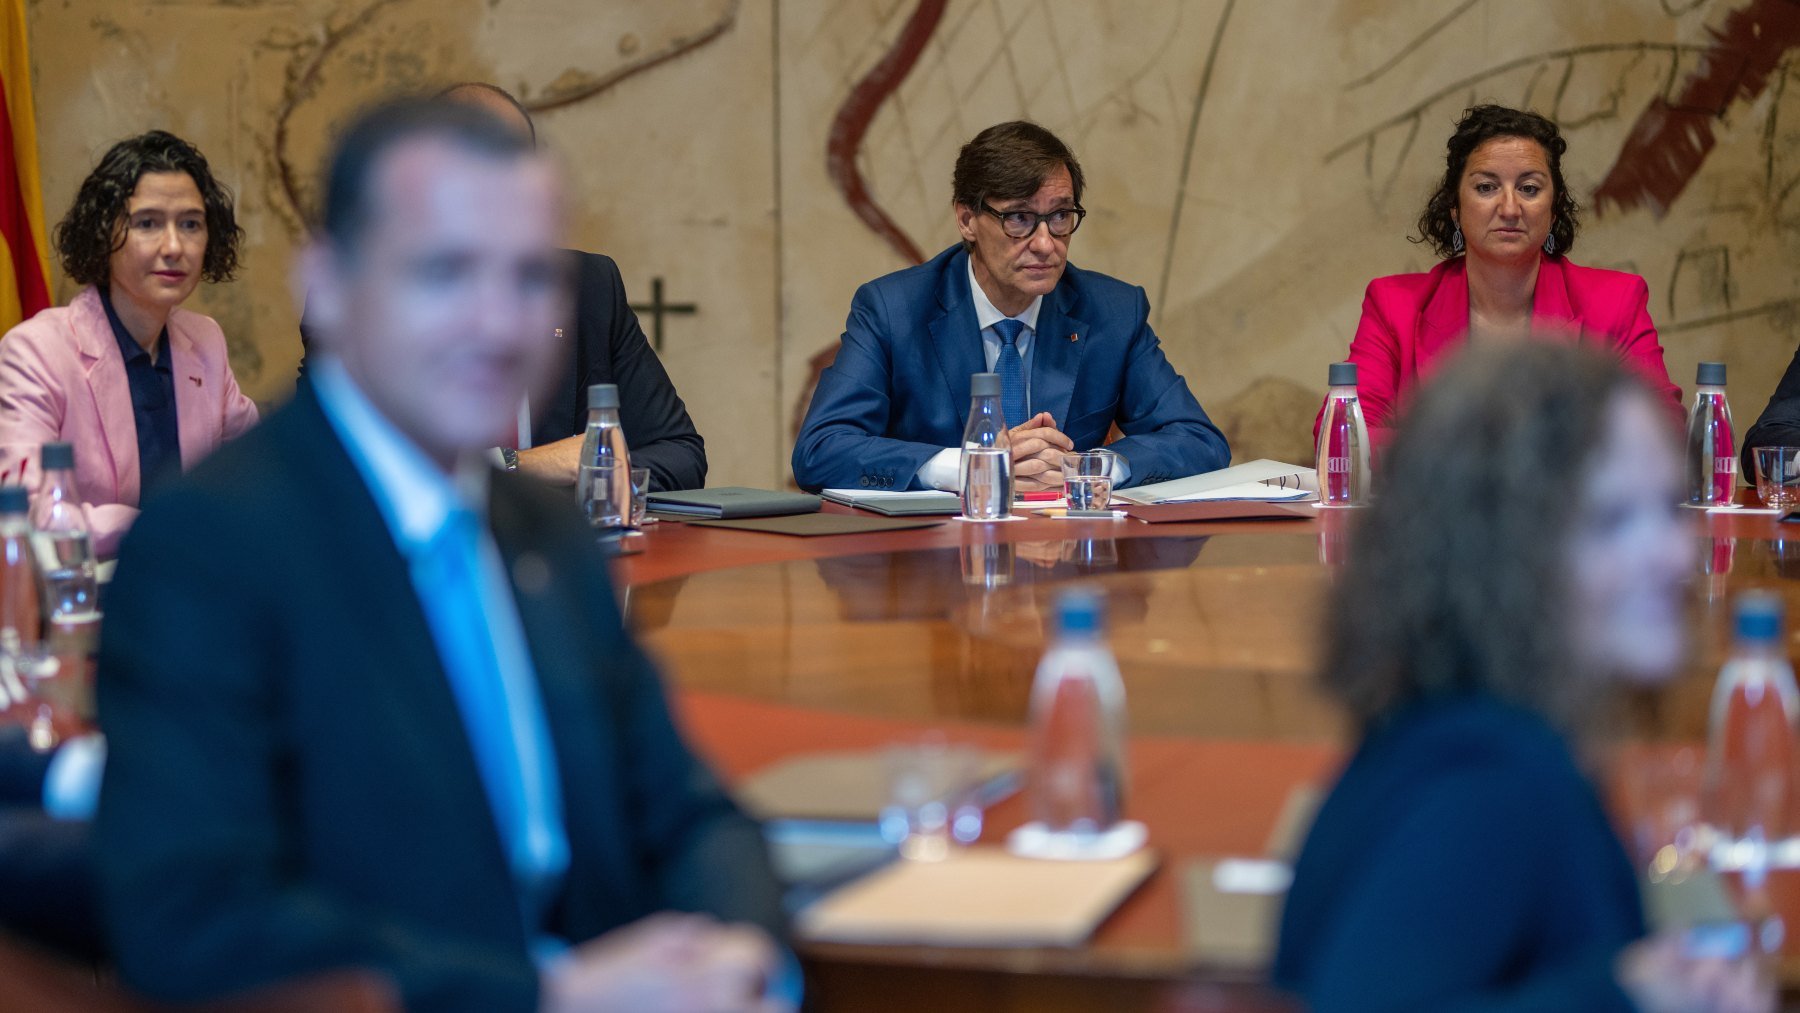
xmin=791 ymin=0 xmax=947 ymax=457
xmin=1595 ymin=0 xmax=1800 ymax=218
xmin=824 ymin=0 xmax=946 ymax=266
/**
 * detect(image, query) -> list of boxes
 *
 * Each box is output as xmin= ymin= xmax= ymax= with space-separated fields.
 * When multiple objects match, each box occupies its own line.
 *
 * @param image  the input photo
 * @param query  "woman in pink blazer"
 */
xmin=0 ymin=132 xmax=257 ymax=558
xmin=1317 ymin=106 xmax=1681 ymax=455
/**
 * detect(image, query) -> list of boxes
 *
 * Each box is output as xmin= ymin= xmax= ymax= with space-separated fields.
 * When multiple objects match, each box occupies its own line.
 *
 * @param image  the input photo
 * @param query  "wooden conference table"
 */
xmin=613 ymin=498 xmax=1800 ymax=1013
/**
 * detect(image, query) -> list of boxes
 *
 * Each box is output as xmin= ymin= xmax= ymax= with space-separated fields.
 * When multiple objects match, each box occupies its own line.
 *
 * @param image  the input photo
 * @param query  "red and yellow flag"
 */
xmin=0 ymin=0 xmax=49 ymax=331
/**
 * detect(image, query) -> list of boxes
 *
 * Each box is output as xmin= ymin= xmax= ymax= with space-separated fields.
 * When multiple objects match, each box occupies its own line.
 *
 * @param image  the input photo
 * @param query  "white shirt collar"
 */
xmin=311 ymin=356 xmax=489 ymax=553
xmin=966 ymin=256 xmax=1043 ymax=334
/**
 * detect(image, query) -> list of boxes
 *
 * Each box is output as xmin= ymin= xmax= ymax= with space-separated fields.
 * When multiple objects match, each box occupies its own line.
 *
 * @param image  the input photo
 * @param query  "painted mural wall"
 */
xmin=20 ymin=0 xmax=1800 ymax=486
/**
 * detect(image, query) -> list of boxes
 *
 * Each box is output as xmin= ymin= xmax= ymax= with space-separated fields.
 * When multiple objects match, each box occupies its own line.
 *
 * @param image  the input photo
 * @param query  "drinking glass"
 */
xmin=1754 ymin=447 xmax=1800 ymax=509
xmin=959 ymin=447 xmax=1013 ymax=520
xmin=879 ymin=737 xmax=984 ymax=861
xmin=1061 ymin=449 xmax=1119 ymax=511
xmin=628 ymin=467 xmax=652 ymax=528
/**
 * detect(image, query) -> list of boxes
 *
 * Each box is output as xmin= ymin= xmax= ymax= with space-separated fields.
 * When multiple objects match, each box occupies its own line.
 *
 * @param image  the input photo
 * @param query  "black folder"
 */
xmin=645 ymin=487 xmax=822 ymax=519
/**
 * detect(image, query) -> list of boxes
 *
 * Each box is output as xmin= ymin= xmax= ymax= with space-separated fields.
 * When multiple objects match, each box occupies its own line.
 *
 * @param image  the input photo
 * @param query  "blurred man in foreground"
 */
xmin=95 ymin=99 xmax=789 ymax=1013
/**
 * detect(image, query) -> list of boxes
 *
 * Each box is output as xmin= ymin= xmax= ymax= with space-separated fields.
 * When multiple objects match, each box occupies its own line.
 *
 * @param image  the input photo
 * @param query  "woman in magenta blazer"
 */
xmin=0 ymin=132 xmax=257 ymax=558
xmin=1317 ymin=106 xmax=1681 ymax=454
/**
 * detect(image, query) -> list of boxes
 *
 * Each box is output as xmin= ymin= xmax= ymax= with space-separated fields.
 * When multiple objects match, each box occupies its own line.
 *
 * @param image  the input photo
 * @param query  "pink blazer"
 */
xmin=1315 ymin=255 xmax=1683 ymax=454
xmin=0 ymin=287 xmax=259 ymax=557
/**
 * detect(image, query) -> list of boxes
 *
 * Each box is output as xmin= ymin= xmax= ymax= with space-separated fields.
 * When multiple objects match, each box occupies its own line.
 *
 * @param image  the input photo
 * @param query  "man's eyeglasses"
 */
xmin=980 ymin=203 xmax=1086 ymax=239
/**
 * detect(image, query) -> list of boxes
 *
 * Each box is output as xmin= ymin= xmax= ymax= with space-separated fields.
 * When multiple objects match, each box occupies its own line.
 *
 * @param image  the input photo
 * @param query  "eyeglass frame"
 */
xmin=978 ymin=202 xmax=1086 ymax=240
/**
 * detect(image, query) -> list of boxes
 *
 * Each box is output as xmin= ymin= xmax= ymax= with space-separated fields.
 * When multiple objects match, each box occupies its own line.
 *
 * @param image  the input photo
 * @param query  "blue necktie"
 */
xmin=413 ymin=507 xmax=568 ymax=938
xmin=993 ymin=318 xmax=1027 ymax=428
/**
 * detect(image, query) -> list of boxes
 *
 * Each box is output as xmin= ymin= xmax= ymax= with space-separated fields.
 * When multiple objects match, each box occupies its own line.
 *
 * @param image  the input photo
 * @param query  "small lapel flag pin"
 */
xmin=1068 ymin=332 xmax=1078 ymax=342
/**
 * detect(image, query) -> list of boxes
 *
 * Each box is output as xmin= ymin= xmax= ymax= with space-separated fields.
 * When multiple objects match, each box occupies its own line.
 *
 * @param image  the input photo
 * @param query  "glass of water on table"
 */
xmin=1061 ymin=449 xmax=1119 ymax=511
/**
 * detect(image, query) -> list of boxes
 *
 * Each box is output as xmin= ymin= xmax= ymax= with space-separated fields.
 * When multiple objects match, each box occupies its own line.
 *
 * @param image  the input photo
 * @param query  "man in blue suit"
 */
xmin=792 ymin=121 xmax=1229 ymax=493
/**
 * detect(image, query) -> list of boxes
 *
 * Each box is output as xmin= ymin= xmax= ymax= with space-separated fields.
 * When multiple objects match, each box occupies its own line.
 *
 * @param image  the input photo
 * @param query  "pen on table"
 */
xmin=1018 ymin=490 xmax=1062 ymax=503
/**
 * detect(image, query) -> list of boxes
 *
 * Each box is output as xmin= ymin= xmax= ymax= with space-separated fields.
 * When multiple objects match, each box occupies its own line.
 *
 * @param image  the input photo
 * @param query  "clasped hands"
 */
xmin=1008 ymin=411 xmax=1072 ymax=492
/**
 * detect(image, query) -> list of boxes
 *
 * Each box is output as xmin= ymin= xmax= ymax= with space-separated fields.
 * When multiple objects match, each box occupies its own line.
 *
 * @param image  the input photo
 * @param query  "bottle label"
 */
xmin=1326 ymin=456 xmax=1351 ymax=475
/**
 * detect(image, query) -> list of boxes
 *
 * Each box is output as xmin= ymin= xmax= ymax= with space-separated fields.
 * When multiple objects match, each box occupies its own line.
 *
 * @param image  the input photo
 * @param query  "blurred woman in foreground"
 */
xmin=1275 ymin=343 xmax=1769 ymax=1012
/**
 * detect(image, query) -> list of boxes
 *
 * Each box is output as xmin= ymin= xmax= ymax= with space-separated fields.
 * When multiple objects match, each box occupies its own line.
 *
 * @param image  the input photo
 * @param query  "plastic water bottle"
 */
xmin=1026 ymin=589 xmax=1127 ymax=837
xmin=30 ymin=443 xmax=96 ymax=622
xmin=1687 ymin=362 xmax=1736 ymax=507
xmin=1703 ymin=591 xmax=1800 ymax=878
xmin=0 ymin=486 xmax=38 ymax=653
xmin=1316 ymin=362 xmax=1370 ymax=507
xmin=576 ymin=384 xmax=632 ymax=529
xmin=960 ymin=372 xmax=1013 ymax=520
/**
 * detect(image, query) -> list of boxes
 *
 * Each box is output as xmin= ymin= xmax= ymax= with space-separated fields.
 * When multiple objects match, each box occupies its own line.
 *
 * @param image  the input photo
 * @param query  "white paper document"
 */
xmin=1113 ymin=459 xmax=1316 ymax=506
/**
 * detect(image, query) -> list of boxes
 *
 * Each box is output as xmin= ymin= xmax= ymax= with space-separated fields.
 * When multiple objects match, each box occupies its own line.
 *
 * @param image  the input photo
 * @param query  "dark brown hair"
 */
xmin=436 ymin=82 xmax=537 ymax=146
xmin=317 ymin=97 xmax=533 ymax=256
xmin=1321 ymin=342 xmax=1659 ymax=734
xmin=951 ymin=121 xmax=1085 ymax=211
xmin=53 ymin=130 xmax=242 ymax=287
xmin=1414 ymin=105 xmax=1579 ymax=260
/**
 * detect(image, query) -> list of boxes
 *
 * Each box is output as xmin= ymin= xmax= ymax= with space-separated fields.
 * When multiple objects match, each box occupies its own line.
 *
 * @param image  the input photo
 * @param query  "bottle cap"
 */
xmin=970 ymin=372 xmax=1001 ymax=398
xmin=1327 ymin=362 xmax=1358 ymax=387
xmin=1696 ymin=362 xmax=1727 ymax=387
xmin=588 ymin=384 xmax=620 ymax=410
xmin=1735 ymin=590 xmax=1783 ymax=642
xmin=40 ymin=442 xmax=73 ymax=471
xmin=1055 ymin=587 xmax=1104 ymax=636
xmin=0 ymin=486 xmax=26 ymax=515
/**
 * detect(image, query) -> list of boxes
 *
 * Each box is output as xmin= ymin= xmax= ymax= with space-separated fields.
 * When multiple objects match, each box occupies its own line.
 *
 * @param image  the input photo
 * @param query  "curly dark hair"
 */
xmin=1320 ymin=342 xmax=1663 ymax=736
xmin=53 ymin=130 xmax=243 ymax=288
xmin=1413 ymin=105 xmax=1579 ymax=260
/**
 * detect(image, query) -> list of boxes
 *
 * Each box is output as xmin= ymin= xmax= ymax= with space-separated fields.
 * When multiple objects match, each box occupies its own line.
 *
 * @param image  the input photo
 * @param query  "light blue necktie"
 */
xmin=412 ymin=507 xmax=569 ymax=939
xmin=993 ymin=318 xmax=1027 ymax=428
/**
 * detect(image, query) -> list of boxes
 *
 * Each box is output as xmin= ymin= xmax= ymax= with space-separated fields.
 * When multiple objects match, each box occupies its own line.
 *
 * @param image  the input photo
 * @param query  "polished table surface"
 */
xmin=612 ymin=500 xmax=1800 ymax=1011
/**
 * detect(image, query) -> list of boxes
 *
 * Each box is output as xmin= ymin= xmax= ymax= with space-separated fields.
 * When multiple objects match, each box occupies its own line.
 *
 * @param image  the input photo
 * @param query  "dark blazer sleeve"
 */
xmin=1100 ymin=287 xmax=1230 ymax=485
xmin=578 ymin=254 xmax=707 ymax=492
xmin=1742 ymin=343 xmax=1800 ymax=478
xmin=0 ymin=728 xmax=54 ymax=805
xmin=95 ymin=491 xmax=539 ymax=1012
xmin=502 ymin=478 xmax=787 ymax=938
xmin=1280 ymin=767 xmax=1636 ymax=1013
xmin=790 ymin=282 xmax=947 ymax=492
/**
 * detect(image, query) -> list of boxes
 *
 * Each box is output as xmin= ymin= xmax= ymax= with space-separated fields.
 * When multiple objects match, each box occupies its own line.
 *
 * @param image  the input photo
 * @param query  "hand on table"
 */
xmin=1008 ymin=412 xmax=1072 ymax=492
xmin=541 ymin=913 xmax=791 ymax=1013
xmin=1617 ymin=932 xmax=1774 ymax=1013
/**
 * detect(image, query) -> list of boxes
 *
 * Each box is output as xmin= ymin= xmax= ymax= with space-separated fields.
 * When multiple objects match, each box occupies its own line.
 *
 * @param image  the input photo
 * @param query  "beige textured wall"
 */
xmin=21 ymin=0 xmax=1800 ymax=486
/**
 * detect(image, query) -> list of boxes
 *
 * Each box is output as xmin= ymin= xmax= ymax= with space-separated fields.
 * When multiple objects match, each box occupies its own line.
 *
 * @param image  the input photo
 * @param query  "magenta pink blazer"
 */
xmin=0 ymin=287 xmax=258 ymax=557
xmin=1315 ymin=255 xmax=1683 ymax=454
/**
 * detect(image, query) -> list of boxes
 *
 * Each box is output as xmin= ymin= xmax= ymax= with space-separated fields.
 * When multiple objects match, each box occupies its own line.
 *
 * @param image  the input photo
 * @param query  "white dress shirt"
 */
xmin=915 ymin=262 xmax=1045 ymax=491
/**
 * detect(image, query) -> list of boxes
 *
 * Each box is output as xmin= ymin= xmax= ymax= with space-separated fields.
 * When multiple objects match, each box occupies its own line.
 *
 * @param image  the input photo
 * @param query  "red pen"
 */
xmin=1018 ymin=490 xmax=1062 ymax=502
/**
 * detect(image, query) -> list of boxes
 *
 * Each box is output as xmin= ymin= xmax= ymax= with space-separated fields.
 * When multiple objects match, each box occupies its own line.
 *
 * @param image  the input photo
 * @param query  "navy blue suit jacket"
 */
xmin=791 ymin=245 xmax=1229 ymax=492
xmin=1274 ymin=694 xmax=1644 ymax=1012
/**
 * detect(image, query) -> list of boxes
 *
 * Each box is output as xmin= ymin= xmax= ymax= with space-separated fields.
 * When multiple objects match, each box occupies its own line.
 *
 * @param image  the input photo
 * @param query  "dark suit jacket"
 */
xmin=94 ymin=385 xmax=782 ymax=1011
xmin=0 ymin=730 xmax=100 ymax=961
xmin=1273 ymin=695 xmax=1643 ymax=1012
xmin=299 ymin=250 xmax=707 ymax=492
xmin=790 ymin=244 xmax=1230 ymax=492
xmin=1743 ymin=343 xmax=1800 ymax=478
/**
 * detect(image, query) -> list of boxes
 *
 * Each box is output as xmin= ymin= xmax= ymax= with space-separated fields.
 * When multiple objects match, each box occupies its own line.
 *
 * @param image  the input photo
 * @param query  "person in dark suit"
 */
xmin=1273 ymin=343 xmax=1768 ymax=1012
xmin=297 ymin=82 xmax=707 ymax=493
xmin=791 ymin=121 xmax=1229 ymax=494
xmin=96 ymin=99 xmax=789 ymax=1013
xmin=1741 ymin=344 xmax=1800 ymax=479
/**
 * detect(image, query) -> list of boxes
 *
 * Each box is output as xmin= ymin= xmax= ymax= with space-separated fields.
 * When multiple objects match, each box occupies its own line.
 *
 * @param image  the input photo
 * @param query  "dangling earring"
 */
xmin=1451 ymin=227 xmax=1464 ymax=254
xmin=1542 ymin=233 xmax=1557 ymax=256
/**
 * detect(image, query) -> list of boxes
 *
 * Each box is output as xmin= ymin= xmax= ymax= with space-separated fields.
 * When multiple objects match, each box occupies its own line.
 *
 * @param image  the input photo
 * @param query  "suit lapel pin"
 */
xmin=1068 ymin=333 xmax=1078 ymax=342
